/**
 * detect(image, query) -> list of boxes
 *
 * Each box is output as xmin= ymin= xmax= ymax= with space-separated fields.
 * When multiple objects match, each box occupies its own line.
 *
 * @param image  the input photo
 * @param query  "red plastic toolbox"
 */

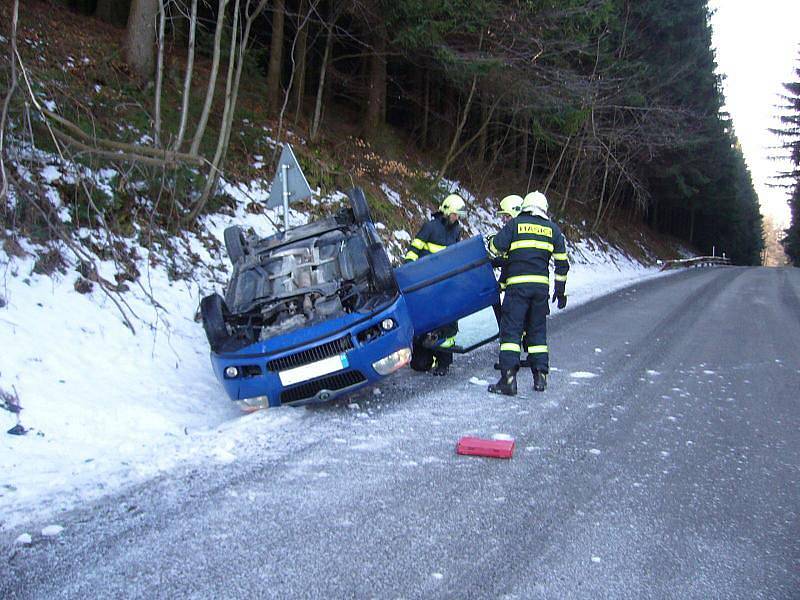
xmin=456 ymin=437 xmax=515 ymax=459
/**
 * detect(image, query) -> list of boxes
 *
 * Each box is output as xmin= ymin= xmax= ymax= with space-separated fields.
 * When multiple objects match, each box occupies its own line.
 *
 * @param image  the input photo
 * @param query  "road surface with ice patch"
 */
xmin=3 ymin=267 xmax=799 ymax=599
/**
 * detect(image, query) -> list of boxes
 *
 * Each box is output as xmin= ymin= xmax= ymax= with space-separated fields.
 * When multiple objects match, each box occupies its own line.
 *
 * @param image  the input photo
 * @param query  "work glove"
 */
xmin=552 ymin=281 xmax=567 ymax=309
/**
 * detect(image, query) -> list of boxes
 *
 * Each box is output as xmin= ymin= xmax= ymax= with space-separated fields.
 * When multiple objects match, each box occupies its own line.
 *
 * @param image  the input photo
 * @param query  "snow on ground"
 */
xmin=1 ymin=168 xmax=672 ymax=532
xmin=0 ymin=188 xmax=313 ymax=529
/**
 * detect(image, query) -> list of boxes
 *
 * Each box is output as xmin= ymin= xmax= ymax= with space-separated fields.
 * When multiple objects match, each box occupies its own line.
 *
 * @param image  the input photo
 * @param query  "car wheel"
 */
xmin=200 ymin=293 xmax=231 ymax=353
xmin=366 ymin=243 xmax=397 ymax=293
xmin=347 ymin=187 xmax=372 ymax=224
xmin=224 ymin=226 xmax=247 ymax=264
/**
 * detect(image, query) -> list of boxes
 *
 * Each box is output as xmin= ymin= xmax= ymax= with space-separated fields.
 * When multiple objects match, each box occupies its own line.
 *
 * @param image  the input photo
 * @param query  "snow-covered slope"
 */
xmin=1 ymin=178 xmax=666 ymax=532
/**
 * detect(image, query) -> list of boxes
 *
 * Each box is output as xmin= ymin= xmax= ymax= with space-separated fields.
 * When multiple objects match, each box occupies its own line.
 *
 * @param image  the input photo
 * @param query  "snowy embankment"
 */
xmin=1 ymin=177 xmax=666 ymax=533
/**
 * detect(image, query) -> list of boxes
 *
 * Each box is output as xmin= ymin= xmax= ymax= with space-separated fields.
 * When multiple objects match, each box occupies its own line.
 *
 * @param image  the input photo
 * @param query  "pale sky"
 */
xmin=710 ymin=0 xmax=800 ymax=228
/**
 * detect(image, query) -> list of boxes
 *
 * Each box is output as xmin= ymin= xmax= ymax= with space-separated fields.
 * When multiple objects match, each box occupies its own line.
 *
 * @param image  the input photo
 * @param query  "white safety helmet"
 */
xmin=439 ymin=193 xmax=466 ymax=216
xmin=498 ymin=194 xmax=523 ymax=218
xmin=521 ymin=191 xmax=549 ymax=219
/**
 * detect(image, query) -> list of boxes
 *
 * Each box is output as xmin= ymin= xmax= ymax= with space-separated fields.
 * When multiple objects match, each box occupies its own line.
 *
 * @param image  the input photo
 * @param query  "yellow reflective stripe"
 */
xmin=527 ymin=345 xmax=548 ymax=354
xmin=404 ymin=250 xmax=419 ymax=261
xmin=500 ymin=343 xmax=521 ymax=353
xmin=427 ymin=242 xmax=446 ymax=253
xmin=489 ymin=239 xmax=499 ymax=256
xmin=509 ymin=239 xmax=554 ymax=252
xmin=552 ymin=252 xmax=568 ymax=261
xmin=505 ymin=275 xmax=550 ymax=286
xmin=439 ymin=336 xmax=456 ymax=348
xmin=411 ymin=238 xmax=427 ymax=250
xmin=554 ymin=274 xmax=568 ymax=282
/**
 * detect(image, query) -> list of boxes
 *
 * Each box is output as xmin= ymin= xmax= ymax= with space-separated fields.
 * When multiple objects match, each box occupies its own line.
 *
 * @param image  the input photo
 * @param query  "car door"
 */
xmin=394 ymin=235 xmax=500 ymax=337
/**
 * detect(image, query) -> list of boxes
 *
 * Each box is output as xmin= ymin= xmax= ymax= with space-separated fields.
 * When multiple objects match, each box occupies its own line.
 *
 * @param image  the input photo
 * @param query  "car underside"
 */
xmin=201 ymin=189 xmax=396 ymax=353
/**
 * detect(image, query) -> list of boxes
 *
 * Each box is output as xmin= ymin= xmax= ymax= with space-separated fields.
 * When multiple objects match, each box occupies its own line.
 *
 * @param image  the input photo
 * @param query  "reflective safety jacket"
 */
xmin=489 ymin=213 xmax=569 ymax=288
xmin=404 ymin=212 xmax=462 ymax=262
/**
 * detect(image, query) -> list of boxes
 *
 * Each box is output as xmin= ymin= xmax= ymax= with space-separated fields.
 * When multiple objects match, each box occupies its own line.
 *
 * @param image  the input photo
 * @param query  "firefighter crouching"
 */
xmin=403 ymin=194 xmax=466 ymax=376
xmin=487 ymin=191 xmax=569 ymax=394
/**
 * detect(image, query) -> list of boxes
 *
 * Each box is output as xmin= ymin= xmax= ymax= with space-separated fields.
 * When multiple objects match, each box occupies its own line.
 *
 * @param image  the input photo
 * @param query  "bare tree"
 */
xmin=190 ymin=0 xmax=229 ymax=156
xmin=310 ymin=2 xmax=338 ymax=141
xmin=0 ymin=0 xmax=20 ymax=204
xmin=152 ymin=0 xmax=166 ymax=146
xmin=173 ymin=0 xmax=198 ymax=151
xmin=192 ymin=0 xmax=270 ymax=221
xmin=291 ymin=0 xmax=309 ymax=123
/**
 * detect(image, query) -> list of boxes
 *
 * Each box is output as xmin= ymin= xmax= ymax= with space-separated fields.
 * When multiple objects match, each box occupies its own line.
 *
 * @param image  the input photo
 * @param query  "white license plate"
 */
xmin=278 ymin=354 xmax=349 ymax=386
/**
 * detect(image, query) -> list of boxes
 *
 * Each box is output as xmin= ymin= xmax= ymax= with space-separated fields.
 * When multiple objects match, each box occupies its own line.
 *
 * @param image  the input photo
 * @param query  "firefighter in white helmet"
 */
xmin=403 ymin=193 xmax=466 ymax=376
xmin=488 ymin=194 xmax=523 ymax=289
xmin=487 ymin=191 xmax=569 ymax=394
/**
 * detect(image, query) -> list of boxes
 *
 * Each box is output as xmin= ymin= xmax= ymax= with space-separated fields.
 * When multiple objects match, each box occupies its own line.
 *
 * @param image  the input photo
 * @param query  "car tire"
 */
xmin=200 ymin=293 xmax=231 ymax=353
xmin=366 ymin=243 xmax=397 ymax=293
xmin=347 ymin=187 xmax=372 ymax=224
xmin=224 ymin=226 xmax=247 ymax=264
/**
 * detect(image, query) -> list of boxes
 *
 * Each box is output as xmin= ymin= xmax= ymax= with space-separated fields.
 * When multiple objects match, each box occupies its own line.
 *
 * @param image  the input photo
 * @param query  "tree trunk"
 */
xmin=152 ymin=0 xmax=166 ymax=146
xmin=434 ymin=75 xmax=477 ymax=184
xmin=266 ymin=0 xmax=286 ymax=114
xmin=291 ymin=0 xmax=309 ymax=123
xmin=192 ymin=0 xmax=270 ymax=221
xmin=364 ymin=26 xmax=386 ymax=138
xmin=543 ymin=136 xmax=571 ymax=194
xmin=526 ymin=137 xmax=538 ymax=192
xmin=96 ymin=0 xmax=130 ymax=27
xmin=125 ymin=0 xmax=158 ymax=81
xmin=190 ymin=0 xmax=228 ymax=156
xmin=0 ymin=0 xmax=20 ymax=204
xmin=173 ymin=0 xmax=197 ymax=151
xmin=478 ymin=97 xmax=488 ymax=162
xmin=421 ymin=69 xmax=430 ymax=147
xmin=592 ymin=150 xmax=611 ymax=232
xmin=311 ymin=4 xmax=336 ymax=142
xmin=194 ymin=0 xmax=241 ymax=216
xmin=519 ymin=114 xmax=529 ymax=176
xmin=559 ymin=134 xmax=584 ymax=214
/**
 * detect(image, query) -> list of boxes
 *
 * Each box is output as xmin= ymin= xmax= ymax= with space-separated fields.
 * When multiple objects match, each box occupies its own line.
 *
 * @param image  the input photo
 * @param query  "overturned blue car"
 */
xmin=200 ymin=188 xmax=499 ymax=409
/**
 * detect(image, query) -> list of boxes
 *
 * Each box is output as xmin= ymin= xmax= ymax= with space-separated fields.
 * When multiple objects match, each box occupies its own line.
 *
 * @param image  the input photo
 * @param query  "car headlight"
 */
xmin=236 ymin=395 xmax=269 ymax=412
xmin=372 ymin=347 xmax=411 ymax=375
xmin=224 ymin=366 xmax=240 ymax=379
xmin=381 ymin=318 xmax=395 ymax=331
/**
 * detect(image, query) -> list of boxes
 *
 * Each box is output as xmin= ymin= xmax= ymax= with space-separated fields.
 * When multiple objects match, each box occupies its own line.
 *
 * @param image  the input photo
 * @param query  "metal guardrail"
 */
xmin=659 ymin=256 xmax=731 ymax=271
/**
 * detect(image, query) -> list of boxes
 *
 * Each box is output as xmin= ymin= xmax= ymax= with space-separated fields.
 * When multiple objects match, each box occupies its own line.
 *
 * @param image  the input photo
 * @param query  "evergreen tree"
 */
xmin=774 ymin=56 xmax=800 ymax=265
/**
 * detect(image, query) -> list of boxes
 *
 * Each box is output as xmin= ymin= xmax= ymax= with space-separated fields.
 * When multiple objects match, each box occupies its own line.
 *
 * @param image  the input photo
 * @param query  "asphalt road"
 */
xmin=4 ymin=267 xmax=800 ymax=599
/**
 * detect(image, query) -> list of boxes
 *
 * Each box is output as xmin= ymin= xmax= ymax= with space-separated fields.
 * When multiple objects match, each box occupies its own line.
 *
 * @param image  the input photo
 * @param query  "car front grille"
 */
xmin=267 ymin=335 xmax=354 ymax=372
xmin=280 ymin=370 xmax=366 ymax=404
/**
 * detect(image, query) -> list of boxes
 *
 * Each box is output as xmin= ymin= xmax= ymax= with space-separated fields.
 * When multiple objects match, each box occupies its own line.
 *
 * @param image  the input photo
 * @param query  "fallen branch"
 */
xmin=40 ymin=108 xmax=205 ymax=166
xmin=48 ymin=126 xmax=197 ymax=168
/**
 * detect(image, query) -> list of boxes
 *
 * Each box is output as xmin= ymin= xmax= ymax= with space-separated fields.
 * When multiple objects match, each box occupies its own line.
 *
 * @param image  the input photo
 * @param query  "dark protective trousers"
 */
xmin=498 ymin=285 xmax=550 ymax=372
xmin=410 ymin=322 xmax=457 ymax=372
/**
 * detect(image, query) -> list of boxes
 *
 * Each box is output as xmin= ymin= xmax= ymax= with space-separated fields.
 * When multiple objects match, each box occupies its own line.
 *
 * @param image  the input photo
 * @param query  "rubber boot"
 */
xmin=431 ymin=364 xmax=449 ymax=376
xmin=431 ymin=352 xmax=451 ymax=376
xmin=488 ymin=368 xmax=518 ymax=396
xmin=532 ymin=369 xmax=548 ymax=392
